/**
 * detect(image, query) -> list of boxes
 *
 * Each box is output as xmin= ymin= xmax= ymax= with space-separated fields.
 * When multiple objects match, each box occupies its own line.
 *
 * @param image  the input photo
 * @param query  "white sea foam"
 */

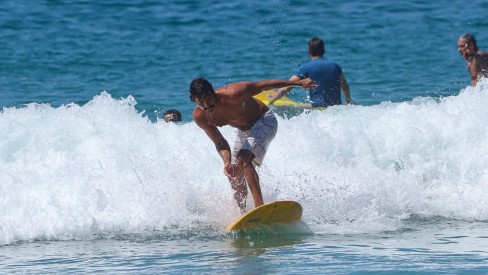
xmin=1 ymin=80 xmax=488 ymax=244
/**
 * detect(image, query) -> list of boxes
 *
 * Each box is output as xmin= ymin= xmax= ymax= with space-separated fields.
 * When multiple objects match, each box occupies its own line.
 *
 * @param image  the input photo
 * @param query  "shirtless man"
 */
xmin=457 ymin=34 xmax=488 ymax=86
xmin=189 ymin=77 xmax=317 ymax=211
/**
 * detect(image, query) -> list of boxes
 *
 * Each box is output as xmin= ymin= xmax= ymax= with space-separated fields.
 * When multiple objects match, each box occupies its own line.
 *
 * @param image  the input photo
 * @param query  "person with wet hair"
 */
xmin=163 ymin=109 xmax=181 ymax=122
xmin=189 ymin=76 xmax=317 ymax=212
xmin=457 ymin=33 xmax=488 ymax=86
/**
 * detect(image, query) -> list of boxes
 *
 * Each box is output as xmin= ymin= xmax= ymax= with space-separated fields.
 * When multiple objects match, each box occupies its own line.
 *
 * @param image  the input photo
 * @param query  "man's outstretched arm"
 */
xmin=228 ymin=77 xmax=316 ymax=98
xmin=267 ymin=75 xmax=302 ymax=106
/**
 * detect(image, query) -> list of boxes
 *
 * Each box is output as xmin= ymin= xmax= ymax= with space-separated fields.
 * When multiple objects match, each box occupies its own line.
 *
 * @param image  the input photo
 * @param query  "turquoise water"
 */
xmin=1 ymin=0 xmax=488 ymax=273
xmin=2 ymin=0 xmax=484 ymax=121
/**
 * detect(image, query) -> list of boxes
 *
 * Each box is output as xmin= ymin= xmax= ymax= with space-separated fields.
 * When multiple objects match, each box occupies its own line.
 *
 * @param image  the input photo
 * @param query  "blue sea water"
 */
xmin=1 ymin=0 xmax=488 ymax=273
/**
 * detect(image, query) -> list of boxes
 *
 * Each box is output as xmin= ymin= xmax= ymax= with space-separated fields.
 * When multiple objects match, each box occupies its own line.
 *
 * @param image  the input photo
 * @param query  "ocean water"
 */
xmin=1 ymin=0 xmax=488 ymax=273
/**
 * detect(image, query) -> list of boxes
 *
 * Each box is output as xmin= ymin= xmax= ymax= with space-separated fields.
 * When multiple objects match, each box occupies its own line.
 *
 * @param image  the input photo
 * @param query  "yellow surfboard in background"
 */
xmin=254 ymin=90 xmax=312 ymax=108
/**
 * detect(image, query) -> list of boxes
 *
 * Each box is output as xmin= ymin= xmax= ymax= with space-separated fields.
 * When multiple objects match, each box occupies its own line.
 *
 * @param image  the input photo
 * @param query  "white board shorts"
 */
xmin=232 ymin=110 xmax=278 ymax=166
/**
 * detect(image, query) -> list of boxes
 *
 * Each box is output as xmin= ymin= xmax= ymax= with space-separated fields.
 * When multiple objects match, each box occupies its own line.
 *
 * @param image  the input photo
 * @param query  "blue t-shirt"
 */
xmin=296 ymin=57 xmax=343 ymax=107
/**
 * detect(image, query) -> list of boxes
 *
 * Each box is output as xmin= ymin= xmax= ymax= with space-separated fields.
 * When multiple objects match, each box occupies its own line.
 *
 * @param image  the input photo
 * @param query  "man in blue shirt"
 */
xmin=269 ymin=37 xmax=351 ymax=107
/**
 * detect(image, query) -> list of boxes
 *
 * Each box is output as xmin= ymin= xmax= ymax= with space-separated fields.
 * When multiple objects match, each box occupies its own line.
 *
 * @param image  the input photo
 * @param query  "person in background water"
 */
xmin=457 ymin=33 xmax=488 ymax=87
xmin=189 ymin=77 xmax=316 ymax=212
xmin=163 ymin=109 xmax=182 ymax=122
xmin=268 ymin=37 xmax=351 ymax=107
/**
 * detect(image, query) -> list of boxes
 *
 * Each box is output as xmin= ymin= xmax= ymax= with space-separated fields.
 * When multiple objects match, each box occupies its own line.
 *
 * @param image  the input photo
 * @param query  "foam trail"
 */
xmin=1 ymin=80 xmax=488 ymax=244
xmin=266 ymin=79 xmax=488 ymax=234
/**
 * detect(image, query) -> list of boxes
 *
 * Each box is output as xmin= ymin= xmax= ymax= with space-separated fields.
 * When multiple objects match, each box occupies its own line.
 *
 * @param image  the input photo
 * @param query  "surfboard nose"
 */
xmin=227 ymin=200 xmax=303 ymax=231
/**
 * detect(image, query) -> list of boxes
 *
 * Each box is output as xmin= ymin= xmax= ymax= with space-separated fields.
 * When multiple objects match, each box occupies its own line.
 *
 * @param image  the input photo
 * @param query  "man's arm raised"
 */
xmin=228 ymin=77 xmax=317 ymax=98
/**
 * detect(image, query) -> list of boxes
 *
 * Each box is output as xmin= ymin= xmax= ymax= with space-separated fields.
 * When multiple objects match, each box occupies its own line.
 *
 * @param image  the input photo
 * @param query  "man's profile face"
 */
xmin=195 ymin=94 xmax=217 ymax=113
xmin=458 ymin=38 xmax=473 ymax=59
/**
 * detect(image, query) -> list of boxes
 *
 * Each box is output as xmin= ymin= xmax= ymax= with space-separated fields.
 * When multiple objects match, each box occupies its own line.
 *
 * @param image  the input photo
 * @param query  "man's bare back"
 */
xmin=195 ymin=82 xmax=269 ymax=131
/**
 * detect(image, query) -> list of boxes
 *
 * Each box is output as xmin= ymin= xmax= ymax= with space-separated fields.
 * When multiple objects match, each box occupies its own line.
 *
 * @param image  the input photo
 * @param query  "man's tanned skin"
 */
xmin=190 ymin=77 xmax=317 ymax=211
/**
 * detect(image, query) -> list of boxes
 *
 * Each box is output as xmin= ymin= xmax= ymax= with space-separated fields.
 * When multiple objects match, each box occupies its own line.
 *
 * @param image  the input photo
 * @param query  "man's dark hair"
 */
xmin=308 ymin=37 xmax=325 ymax=57
xmin=163 ymin=109 xmax=181 ymax=122
xmin=461 ymin=33 xmax=478 ymax=51
xmin=189 ymin=77 xmax=215 ymax=102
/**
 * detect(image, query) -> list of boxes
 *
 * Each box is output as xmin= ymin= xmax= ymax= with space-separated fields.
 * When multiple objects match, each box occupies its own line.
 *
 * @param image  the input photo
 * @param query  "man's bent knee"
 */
xmin=236 ymin=149 xmax=255 ymax=168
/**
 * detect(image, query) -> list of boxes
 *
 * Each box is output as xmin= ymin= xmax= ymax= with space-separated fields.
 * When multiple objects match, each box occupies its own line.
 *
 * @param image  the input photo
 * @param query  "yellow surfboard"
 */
xmin=227 ymin=200 xmax=303 ymax=231
xmin=254 ymin=90 xmax=312 ymax=108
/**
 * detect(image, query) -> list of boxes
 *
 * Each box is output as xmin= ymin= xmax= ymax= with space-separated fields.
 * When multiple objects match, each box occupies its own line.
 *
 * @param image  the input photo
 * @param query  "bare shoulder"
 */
xmin=475 ymin=50 xmax=488 ymax=60
xmin=481 ymin=51 xmax=488 ymax=63
xmin=192 ymin=108 xmax=208 ymax=128
xmin=217 ymin=81 xmax=251 ymax=99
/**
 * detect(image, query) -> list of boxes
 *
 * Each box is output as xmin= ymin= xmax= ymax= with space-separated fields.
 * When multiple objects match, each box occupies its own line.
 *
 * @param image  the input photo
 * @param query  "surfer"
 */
xmin=189 ymin=77 xmax=317 ymax=212
xmin=457 ymin=33 xmax=488 ymax=86
xmin=268 ymin=36 xmax=351 ymax=107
